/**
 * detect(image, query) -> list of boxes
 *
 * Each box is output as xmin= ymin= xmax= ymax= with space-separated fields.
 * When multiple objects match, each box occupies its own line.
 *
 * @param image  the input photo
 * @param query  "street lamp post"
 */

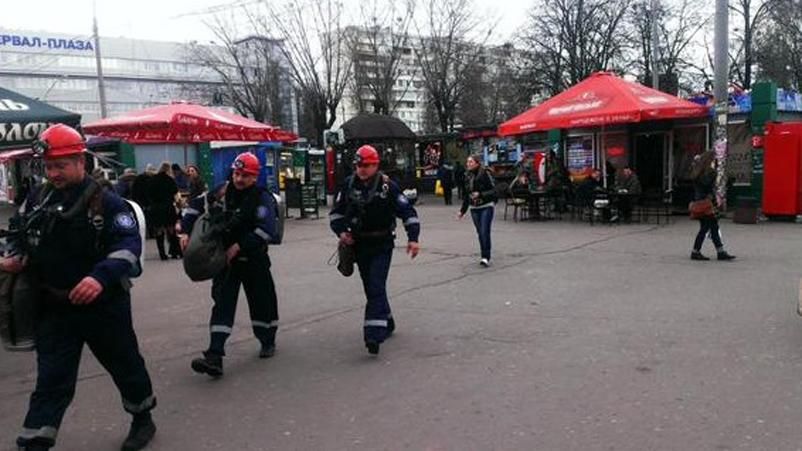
xmin=714 ymin=0 xmax=729 ymax=209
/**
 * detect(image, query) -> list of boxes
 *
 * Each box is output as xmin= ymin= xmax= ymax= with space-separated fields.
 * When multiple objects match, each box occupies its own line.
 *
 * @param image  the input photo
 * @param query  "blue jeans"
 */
xmin=470 ymin=206 xmax=494 ymax=260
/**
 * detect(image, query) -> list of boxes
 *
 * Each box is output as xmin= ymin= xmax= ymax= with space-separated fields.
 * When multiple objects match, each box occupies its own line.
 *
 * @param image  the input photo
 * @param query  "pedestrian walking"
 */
xmin=689 ymin=151 xmax=736 ymax=261
xmin=116 ymin=168 xmax=138 ymax=200
xmin=172 ymin=163 xmax=189 ymax=192
xmin=457 ymin=154 xmax=497 ymax=267
xmin=454 ymin=161 xmax=466 ymax=201
xmin=438 ymin=162 xmax=455 ymax=205
xmin=179 ymin=153 xmax=280 ymax=377
xmin=148 ymin=162 xmax=180 ymax=260
xmin=4 ymin=124 xmax=155 ymax=451
xmin=329 ymin=145 xmax=421 ymax=355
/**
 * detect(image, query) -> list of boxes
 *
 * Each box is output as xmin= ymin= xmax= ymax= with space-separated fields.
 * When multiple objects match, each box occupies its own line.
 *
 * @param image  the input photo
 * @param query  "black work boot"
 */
xmin=366 ymin=340 xmax=380 ymax=355
xmin=191 ymin=352 xmax=223 ymax=377
xmin=691 ymin=251 xmax=710 ymax=261
xmin=717 ymin=251 xmax=736 ymax=261
xmin=121 ymin=414 xmax=156 ymax=451
xmin=259 ymin=342 xmax=275 ymax=359
xmin=18 ymin=440 xmax=51 ymax=451
xmin=387 ymin=317 xmax=396 ymax=338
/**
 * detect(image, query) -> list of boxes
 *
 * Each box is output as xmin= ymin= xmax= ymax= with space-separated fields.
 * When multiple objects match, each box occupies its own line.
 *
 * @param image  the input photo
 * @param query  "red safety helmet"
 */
xmin=231 ymin=152 xmax=261 ymax=176
xmin=33 ymin=124 xmax=86 ymax=160
xmin=355 ymin=145 xmax=380 ymax=166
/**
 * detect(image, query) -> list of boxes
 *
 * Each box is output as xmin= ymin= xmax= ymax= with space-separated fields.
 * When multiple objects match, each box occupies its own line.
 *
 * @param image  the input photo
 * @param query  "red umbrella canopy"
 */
xmin=498 ymin=72 xmax=710 ymax=136
xmin=83 ymin=102 xmax=298 ymax=143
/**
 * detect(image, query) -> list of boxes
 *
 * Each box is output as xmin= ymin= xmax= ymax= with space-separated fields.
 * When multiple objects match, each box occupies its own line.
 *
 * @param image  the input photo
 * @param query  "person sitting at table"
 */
xmin=576 ymin=169 xmax=603 ymax=207
xmin=509 ymin=172 xmax=531 ymax=199
xmin=545 ymin=152 xmax=570 ymax=213
xmin=614 ymin=166 xmax=642 ymax=223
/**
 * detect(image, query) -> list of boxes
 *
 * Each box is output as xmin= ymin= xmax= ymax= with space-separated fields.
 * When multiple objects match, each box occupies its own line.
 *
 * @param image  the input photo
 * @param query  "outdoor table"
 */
xmin=527 ymin=189 xmax=549 ymax=221
xmin=609 ymin=191 xmax=639 ymax=222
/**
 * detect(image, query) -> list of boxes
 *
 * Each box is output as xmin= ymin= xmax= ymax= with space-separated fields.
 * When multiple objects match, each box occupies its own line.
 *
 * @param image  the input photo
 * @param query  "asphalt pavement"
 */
xmin=2 ymin=199 xmax=802 ymax=451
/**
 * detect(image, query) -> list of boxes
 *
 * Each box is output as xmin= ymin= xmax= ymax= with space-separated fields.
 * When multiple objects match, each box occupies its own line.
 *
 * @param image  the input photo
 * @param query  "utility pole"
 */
xmin=650 ymin=0 xmax=660 ymax=90
xmin=714 ymin=0 xmax=729 ymax=209
xmin=93 ymin=3 xmax=108 ymax=119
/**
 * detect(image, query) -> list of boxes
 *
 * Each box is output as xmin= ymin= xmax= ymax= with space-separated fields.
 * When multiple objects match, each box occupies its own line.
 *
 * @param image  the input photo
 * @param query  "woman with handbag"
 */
xmin=689 ymin=151 xmax=736 ymax=261
xmin=457 ymin=155 xmax=498 ymax=267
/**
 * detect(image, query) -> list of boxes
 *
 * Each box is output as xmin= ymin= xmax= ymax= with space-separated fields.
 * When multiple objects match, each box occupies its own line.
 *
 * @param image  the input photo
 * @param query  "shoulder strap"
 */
xmin=58 ymin=179 xmax=101 ymax=221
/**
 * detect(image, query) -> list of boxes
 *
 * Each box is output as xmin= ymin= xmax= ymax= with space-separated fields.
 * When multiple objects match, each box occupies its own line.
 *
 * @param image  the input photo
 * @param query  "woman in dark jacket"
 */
xmin=186 ymin=165 xmax=208 ymax=199
xmin=690 ymin=151 xmax=736 ymax=261
xmin=457 ymin=155 xmax=497 ymax=267
xmin=148 ymin=162 xmax=180 ymax=260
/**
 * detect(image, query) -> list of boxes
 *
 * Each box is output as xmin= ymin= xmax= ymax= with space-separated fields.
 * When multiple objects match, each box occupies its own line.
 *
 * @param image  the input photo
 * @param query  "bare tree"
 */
xmin=254 ymin=0 xmax=352 ymax=146
xmin=458 ymin=63 xmax=490 ymax=125
xmin=186 ymin=14 xmax=288 ymax=124
xmin=522 ymin=0 xmax=631 ymax=95
xmin=755 ymin=0 xmax=802 ymax=90
xmin=630 ymin=0 xmax=710 ymax=94
xmin=414 ymin=0 xmax=494 ymax=133
xmin=729 ymin=0 xmax=773 ymax=90
xmin=347 ymin=0 xmax=416 ymax=115
xmin=489 ymin=45 xmax=542 ymax=122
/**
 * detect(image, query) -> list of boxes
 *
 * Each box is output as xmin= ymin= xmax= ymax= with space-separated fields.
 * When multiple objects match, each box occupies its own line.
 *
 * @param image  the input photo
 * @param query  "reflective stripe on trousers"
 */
xmin=123 ymin=395 xmax=157 ymax=414
xmin=251 ymin=320 xmax=279 ymax=329
xmin=211 ymin=325 xmax=233 ymax=334
xmin=19 ymin=426 xmax=58 ymax=440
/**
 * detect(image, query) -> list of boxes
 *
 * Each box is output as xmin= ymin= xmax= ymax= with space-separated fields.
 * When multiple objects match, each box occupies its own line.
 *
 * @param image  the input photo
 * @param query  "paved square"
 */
xmin=2 ymin=201 xmax=802 ymax=450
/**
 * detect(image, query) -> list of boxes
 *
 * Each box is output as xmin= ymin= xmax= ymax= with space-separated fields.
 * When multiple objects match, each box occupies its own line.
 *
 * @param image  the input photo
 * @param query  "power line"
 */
xmin=170 ymin=0 xmax=262 ymax=19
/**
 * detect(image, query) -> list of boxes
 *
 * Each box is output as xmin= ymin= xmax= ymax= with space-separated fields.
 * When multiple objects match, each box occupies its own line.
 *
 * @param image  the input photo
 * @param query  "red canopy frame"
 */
xmin=499 ymin=72 xmax=710 ymax=136
xmin=83 ymin=102 xmax=298 ymax=144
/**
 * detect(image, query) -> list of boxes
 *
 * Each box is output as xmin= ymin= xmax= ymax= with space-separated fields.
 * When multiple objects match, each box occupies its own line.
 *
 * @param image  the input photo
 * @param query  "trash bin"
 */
xmin=733 ymin=196 xmax=759 ymax=224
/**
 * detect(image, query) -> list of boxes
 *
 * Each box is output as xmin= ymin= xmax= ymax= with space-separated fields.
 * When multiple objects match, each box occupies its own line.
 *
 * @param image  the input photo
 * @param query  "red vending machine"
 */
xmin=763 ymin=122 xmax=802 ymax=217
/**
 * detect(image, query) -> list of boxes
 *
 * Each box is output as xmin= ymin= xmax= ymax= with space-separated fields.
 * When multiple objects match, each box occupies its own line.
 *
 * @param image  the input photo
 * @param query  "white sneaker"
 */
xmin=480 ymin=258 xmax=490 ymax=267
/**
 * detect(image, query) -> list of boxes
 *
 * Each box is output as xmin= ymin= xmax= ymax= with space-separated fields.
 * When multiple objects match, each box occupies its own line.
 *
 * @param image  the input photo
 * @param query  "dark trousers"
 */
xmin=470 ymin=206 xmax=494 ymax=260
xmin=618 ymin=197 xmax=636 ymax=221
xmin=18 ymin=292 xmax=155 ymax=448
xmin=443 ymin=185 xmax=453 ymax=205
xmin=694 ymin=216 xmax=724 ymax=252
xmin=356 ymin=243 xmax=394 ymax=344
xmin=208 ymin=254 xmax=278 ymax=356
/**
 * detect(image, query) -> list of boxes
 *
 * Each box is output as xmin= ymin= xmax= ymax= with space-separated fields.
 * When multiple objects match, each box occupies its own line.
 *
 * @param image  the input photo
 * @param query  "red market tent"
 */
xmin=83 ymin=102 xmax=298 ymax=143
xmin=498 ymin=72 xmax=710 ymax=136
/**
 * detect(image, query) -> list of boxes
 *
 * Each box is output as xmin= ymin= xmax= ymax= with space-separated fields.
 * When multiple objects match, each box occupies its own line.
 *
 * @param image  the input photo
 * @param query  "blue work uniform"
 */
xmin=181 ymin=182 xmax=279 ymax=356
xmin=329 ymin=173 xmax=420 ymax=344
xmin=14 ymin=177 xmax=154 ymax=449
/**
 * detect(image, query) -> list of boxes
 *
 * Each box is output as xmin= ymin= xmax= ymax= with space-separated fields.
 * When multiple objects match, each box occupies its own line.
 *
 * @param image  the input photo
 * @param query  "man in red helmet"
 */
xmin=0 ymin=124 xmax=156 ymax=451
xmin=179 ymin=152 xmax=280 ymax=377
xmin=329 ymin=145 xmax=421 ymax=355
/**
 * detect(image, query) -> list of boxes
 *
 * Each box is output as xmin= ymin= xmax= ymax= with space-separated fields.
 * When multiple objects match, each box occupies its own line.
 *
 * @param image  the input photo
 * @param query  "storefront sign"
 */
xmin=0 ymin=122 xmax=52 ymax=145
xmin=0 ymin=34 xmax=94 ymax=52
xmin=0 ymin=165 xmax=8 ymax=203
xmin=602 ymin=133 xmax=628 ymax=169
xmin=565 ymin=136 xmax=594 ymax=182
xmin=777 ymin=89 xmax=802 ymax=112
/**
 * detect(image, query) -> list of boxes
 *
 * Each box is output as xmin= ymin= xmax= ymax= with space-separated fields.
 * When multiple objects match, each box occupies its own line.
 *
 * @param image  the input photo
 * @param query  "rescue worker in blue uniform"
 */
xmin=179 ymin=152 xmax=279 ymax=377
xmin=0 ymin=124 xmax=156 ymax=451
xmin=329 ymin=145 xmax=421 ymax=355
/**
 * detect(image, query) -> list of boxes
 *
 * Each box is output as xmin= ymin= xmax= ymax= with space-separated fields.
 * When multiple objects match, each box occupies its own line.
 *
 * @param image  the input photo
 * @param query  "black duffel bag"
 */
xmin=182 ymin=213 xmax=228 ymax=282
xmin=0 ymin=270 xmax=39 ymax=352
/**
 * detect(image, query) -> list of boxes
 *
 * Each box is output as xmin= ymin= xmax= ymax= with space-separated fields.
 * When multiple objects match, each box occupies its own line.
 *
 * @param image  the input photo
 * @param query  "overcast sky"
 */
xmin=3 ymin=0 xmax=532 ymax=44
